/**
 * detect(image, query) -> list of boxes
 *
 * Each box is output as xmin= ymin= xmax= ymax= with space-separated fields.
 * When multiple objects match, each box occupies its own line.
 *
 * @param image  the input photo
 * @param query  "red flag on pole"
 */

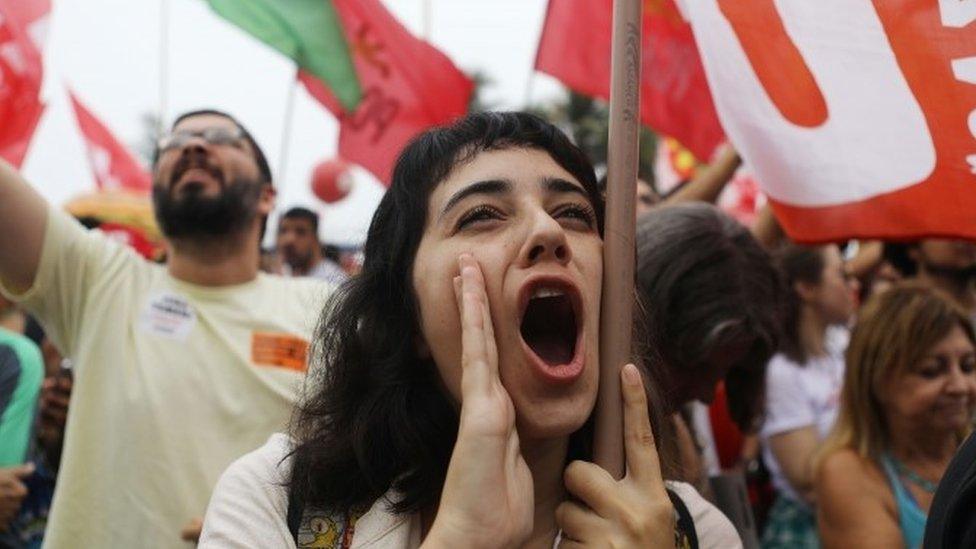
xmin=2 ymin=0 xmax=50 ymax=49
xmin=682 ymin=0 xmax=976 ymax=242
xmin=0 ymin=1 xmax=45 ymax=168
xmin=301 ymin=0 xmax=473 ymax=185
xmin=536 ymin=0 xmax=725 ymax=160
xmin=68 ymin=90 xmax=152 ymax=194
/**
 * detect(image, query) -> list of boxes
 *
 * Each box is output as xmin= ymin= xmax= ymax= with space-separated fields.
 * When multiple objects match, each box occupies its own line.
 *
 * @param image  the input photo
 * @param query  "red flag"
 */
xmin=683 ymin=0 xmax=976 ymax=242
xmin=68 ymin=90 xmax=152 ymax=193
xmin=2 ymin=0 xmax=49 ymax=50
xmin=0 ymin=1 xmax=45 ymax=168
xmin=301 ymin=0 xmax=473 ymax=184
xmin=536 ymin=0 xmax=725 ymax=160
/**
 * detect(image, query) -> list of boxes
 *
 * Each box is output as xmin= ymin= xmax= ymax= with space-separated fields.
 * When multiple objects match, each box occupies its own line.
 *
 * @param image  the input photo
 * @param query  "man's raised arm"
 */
xmin=0 ymin=160 xmax=50 ymax=294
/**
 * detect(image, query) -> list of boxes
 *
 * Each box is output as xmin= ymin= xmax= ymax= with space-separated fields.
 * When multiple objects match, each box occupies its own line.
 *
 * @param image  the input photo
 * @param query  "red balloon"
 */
xmin=311 ymin=158 xmax=353 ymax=203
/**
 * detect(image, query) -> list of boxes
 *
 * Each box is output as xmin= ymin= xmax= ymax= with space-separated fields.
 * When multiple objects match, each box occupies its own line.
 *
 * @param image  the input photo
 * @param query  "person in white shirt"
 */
xmin=759 ymin=244 xmax=858 ymax=548
xmin=201 ymin=112 xmax=741 ymax=548
xmin=0 ymin=110 xmax=332 ymax=548
xmin=276 ymin=206 xmax=348 ymax=285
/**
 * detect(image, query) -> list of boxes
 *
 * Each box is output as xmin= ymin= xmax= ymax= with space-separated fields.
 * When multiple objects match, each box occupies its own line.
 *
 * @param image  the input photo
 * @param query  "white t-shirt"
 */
xmin=0 ymin=209 xmax=332 ymax=548
xmin=200 ymin=433 xmax=744 ymax=548
xmin=283 ymin=259 xmax=348 ymax=286
xmin=760 ymin=326 xmax=849 ymax=504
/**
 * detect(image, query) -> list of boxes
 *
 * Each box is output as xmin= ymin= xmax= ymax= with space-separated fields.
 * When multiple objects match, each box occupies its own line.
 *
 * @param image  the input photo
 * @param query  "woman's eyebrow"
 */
xmin=542 ymin=177 xmax=589 ymax=199
xmin=440 ymin=179 xmax=512 ymax=219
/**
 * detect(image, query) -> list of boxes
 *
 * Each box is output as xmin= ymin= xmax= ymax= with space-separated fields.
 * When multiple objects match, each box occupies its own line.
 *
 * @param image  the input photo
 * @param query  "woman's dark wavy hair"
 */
xmin=635 ymin=203 xmax=783 ymax=431
xmin=774 ymin=244 xmax=829 ymax=365
xmin=287 ymin=111 xmax=621 ymax=516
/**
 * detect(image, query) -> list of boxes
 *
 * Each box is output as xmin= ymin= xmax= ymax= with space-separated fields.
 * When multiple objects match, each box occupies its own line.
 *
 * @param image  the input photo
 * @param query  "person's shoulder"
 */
xmin=221 ymin=432 xmax=294 ymax=486
xmin=666 ymin=481 xmax=743 ymax=549
xmin=815 ymin=448 xmax=901 ymax=544
xmin=201 ymin=433 xmax=296 ymax=547
xmin=816 ymin=448 xmax=888 ymax=503
xmin=0 ymin=328 xmax=42 ymax=366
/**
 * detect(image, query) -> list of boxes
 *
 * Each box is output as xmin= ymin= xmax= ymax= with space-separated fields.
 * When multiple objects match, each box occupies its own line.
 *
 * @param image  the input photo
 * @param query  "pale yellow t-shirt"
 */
xmin=1 ymin=209 xmax=332 ymax=548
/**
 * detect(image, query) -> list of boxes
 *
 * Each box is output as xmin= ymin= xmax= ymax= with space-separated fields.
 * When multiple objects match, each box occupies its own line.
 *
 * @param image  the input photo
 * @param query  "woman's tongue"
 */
xmin=520 ymin=295 xmax=576 ymax=366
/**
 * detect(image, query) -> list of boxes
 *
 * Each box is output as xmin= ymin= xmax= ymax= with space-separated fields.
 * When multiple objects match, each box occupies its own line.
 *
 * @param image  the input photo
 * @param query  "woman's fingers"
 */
xmin=563 ymin=460 xmax=618 ymax=516
xmin=458 ymin=254 xmax=492 ymax=399
xmin=554 ymin=500 xmax=602 ymax=544
xmin=620 ymin=363 xmax=664 ymax=487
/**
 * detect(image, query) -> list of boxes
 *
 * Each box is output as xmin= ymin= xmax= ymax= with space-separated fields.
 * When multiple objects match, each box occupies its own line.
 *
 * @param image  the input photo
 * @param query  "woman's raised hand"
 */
xmin=556 ymin=364 xmax=675 ymax=548
xmin=424 ymin=254 xmax=534 ymax=548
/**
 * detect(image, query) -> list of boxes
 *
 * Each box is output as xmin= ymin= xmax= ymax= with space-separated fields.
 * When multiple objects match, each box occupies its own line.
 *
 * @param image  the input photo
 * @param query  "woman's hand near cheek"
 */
xmin=556 ymin=364 xmax=675 ymax=548
xmin=423 ymin=254 xmax=534 ymax=549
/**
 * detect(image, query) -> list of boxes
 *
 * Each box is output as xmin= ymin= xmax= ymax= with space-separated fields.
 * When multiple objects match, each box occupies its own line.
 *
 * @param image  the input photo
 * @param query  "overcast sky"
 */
xmin=21 ymin=0 xmax=566 ymax=245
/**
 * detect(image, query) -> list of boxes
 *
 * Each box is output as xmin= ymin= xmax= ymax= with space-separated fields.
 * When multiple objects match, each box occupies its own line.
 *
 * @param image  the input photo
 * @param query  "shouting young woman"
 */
xmin=198 ymin=112 xmax=740 ymax=548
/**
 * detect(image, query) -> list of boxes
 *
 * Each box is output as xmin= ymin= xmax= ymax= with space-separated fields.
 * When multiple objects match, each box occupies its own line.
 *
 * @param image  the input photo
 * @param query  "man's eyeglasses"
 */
xmin=157 ymin=127 xmax=246 ymax=152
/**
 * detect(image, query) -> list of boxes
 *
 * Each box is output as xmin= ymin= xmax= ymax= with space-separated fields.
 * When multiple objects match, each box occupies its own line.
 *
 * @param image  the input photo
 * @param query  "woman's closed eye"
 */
xmin=456 ymin=205 xmax=505 ymax=232
xmin=918 ymin=358 xmax=946 ymax=379
xmin=554 ymin=203 xmax=597 ymax=230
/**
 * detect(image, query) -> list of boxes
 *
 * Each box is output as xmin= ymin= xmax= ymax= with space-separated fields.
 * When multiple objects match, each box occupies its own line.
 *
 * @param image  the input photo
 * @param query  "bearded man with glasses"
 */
xmin=0 ymin=110 xmax=334 ymax=548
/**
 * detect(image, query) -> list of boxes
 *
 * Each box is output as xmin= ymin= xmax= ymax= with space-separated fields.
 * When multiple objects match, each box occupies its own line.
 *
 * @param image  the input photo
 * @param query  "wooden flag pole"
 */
xmin=594 ymin=0 xmax=642 ymax=479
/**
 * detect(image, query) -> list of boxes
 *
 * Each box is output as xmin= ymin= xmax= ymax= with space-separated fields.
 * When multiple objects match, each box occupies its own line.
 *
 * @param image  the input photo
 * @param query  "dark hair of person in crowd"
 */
xmin=776 ymin=244 xmax=831 ymax=364
xmin=287 ymin=111 xmax=673 ymax=516
xmin=281 ymin=207 xmax=320 ymax=235
xmin=635 ymin=203 xmax=783 ymax=431
xmin=883 ymin=242 xmax=917 ymax=278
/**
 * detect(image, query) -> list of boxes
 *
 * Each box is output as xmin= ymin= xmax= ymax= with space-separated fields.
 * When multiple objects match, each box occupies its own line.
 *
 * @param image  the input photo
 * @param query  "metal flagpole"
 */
xmin=158 ymin=0 xmax=170 ymax=134
xmin=593 ymin=0 xmax=642 ymax=480
xmin=421 ymin=0 xmax=432 ymax=40
xmin=276 ymin=76 xmax=298 ymax=195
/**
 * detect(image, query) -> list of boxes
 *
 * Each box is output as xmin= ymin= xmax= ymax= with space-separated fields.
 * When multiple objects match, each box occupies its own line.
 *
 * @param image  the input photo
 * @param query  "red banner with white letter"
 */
xmin=682 ymin=0 xmax=976 ymax=242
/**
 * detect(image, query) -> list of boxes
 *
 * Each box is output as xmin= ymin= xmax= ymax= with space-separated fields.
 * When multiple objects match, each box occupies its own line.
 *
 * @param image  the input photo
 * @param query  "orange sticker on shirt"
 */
xmin=251 ymin=332 xmax=310 ymax=372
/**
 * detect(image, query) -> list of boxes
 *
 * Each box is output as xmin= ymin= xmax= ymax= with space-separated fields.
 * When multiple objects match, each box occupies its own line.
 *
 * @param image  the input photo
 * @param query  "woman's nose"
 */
xmin=945 ymin=363 xmax=974 ymax=394
xmin=522 ymin=214 xmax=571 ymax=266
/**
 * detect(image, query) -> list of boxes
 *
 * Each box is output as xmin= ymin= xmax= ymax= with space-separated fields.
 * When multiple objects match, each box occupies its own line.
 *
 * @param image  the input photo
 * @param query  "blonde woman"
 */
xmin=815 ymin=283 xmax=976 ymax=548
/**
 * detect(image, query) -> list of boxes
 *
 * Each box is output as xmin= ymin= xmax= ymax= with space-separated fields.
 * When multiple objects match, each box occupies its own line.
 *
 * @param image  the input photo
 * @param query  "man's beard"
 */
xmin=153 ymin=178 xmax=263 ymax=241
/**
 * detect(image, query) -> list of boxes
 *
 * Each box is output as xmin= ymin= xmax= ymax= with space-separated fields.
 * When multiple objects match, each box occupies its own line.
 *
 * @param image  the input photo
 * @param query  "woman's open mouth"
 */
xmin=518 ymin=278 xmax=585 ymax=384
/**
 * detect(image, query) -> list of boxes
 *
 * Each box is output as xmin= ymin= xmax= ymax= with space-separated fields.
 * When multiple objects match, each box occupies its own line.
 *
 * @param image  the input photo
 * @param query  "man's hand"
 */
xmin=0 ymin=463 xmax=34 ymax=531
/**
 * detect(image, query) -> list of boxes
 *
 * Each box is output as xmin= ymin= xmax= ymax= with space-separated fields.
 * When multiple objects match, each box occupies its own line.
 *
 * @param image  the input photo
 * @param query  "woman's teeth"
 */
xmin=531 ymin=287 xmax=565 ymax=299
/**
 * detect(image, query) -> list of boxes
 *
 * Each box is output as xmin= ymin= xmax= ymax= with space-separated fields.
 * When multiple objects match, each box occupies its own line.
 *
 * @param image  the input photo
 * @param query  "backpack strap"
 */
xmin=668 ymin=488 xmax=700 ymax=549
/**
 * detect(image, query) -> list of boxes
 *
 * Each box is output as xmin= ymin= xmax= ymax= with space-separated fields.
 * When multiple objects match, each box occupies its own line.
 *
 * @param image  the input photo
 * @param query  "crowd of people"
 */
xmin=0 ymin=109 xmax=973 ymax=549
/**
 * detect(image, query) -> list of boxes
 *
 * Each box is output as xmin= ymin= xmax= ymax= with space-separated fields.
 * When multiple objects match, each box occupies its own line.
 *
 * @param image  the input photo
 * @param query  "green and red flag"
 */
xmin=205 ymin=0 xmax=362 ymax=110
